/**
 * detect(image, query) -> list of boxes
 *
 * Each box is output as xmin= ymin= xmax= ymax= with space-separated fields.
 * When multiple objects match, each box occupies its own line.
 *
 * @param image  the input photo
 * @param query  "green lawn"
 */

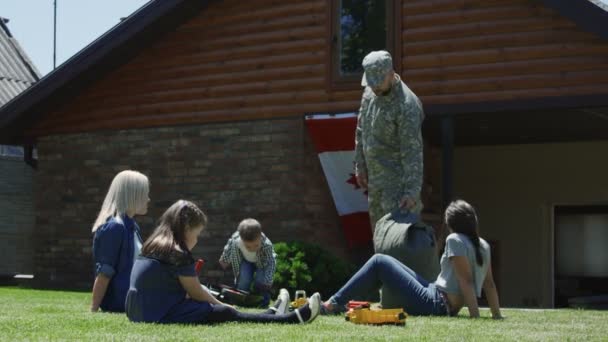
xmin=0 ymin=287 xmax=606 ymax=341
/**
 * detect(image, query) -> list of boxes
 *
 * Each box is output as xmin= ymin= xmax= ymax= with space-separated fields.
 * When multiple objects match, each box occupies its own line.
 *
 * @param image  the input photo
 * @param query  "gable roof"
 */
xmin=542 ymin=0 xmax=608 ymax=41
xmin=0 ymin=18 xmax=40 ymax=107
xmin=0 ymin=0 xmax=211 ymax=145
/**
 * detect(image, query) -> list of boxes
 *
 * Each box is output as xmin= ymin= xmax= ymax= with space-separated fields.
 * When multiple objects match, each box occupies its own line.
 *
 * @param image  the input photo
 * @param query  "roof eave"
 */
xmin=542 ymin=0 xmax=608 ymax=41
xmin=0 ymin=0 xmax=210 ymax=145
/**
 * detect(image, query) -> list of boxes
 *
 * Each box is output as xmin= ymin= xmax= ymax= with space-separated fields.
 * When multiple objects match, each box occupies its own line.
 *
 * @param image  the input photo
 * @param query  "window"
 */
xmin=0 ymin=145 xmax=24 ymax=158
xmin=0 ymin=145 xmax=37 ymax=161
xmin=554 ymin=206 xmax=608 ymax=308
xmin=328 ymin=0 xmax=401 ymax=89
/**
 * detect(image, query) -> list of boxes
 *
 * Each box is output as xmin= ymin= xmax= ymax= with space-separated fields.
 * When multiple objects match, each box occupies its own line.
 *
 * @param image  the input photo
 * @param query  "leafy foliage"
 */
xmin=272 ymin=241 xmax=355 ymax=299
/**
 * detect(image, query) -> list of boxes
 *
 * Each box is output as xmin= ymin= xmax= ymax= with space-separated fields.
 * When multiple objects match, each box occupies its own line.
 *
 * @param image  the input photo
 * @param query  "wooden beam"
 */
xmin=441 ymin=116 xmax=454 ymax=210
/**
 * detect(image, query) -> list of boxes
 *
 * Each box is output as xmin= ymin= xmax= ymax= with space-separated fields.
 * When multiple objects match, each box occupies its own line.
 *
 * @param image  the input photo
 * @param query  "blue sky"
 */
xmin=3 ymin=0 xmax=149 ymax=76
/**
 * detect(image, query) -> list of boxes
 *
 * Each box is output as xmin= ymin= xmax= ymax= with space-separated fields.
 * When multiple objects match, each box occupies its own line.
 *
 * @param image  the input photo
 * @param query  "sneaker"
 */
xmin=294 ymin=292 xmax=321 ymax=324
xmin=307 ymin=293 xmax=321 ymax=322
xmin=276 ymin=288 xmax=290 ymax=315
xmin=320 ymin=299 xmax=342 ymax=315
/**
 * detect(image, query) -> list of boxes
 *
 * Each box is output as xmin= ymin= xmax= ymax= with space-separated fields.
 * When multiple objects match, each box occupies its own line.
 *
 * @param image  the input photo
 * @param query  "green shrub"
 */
xmin=272 ymin=241 xmax=355 ymax=299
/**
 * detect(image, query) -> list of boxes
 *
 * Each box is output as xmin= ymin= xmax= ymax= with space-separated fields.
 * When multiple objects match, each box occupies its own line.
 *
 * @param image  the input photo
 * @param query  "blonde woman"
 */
xmin=90 ymin=170 xmax=149 ymax=312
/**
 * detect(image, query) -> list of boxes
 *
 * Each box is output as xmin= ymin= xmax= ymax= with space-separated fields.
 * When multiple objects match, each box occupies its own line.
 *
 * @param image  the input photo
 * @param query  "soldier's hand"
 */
xmin=356 ymin=171 xmax=368 ymax=189
xmin=400 ymin=197 xmax=416 ymax=210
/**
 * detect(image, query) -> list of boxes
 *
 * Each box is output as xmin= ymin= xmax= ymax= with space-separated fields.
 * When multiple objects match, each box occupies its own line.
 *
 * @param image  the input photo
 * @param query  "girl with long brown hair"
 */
xmin=126 ymin=200 xmax=321 ymax=324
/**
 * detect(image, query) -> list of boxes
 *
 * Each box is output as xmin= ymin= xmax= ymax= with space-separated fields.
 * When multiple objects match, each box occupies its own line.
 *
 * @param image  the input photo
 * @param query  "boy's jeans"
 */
xmin=236 ymin=261 xmax=271 ymax=306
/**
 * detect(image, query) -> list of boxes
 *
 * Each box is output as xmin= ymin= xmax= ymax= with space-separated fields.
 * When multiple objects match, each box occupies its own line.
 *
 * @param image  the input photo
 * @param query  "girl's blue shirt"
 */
xmin=126 ymin=252 xmax=212 ymax=323
xmin=92 ymin=214 xmax=142 ymax=312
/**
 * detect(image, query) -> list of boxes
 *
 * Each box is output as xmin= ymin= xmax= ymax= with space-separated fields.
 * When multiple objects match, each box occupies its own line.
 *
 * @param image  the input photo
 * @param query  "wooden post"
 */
xmin=24 ymin=145 xmax=37 ymax=169
xmin=441 ymin=116 xmax=454 ymax=210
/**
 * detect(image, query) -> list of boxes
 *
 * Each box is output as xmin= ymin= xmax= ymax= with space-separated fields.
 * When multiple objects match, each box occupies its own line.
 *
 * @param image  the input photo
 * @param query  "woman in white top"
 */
xmin=322 ymin=199 xmax=503 ymax=318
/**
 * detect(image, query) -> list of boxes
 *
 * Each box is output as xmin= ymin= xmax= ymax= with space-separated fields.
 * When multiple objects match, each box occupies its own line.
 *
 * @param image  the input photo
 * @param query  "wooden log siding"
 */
xmin=31 ymin=0 xmax=338 ymax=134
xmin=401 ymin=0 xmax=608 ymax=105
xmin=31 ymin=0 xmax=608 ymax=135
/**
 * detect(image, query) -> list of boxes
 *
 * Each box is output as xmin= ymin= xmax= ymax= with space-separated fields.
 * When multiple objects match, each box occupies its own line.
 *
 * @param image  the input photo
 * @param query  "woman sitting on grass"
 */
xmin=126 ymin=199 xmax=321 ymax=324
xmin=91 ymin=170 xmax=149 ymax=313
xmin=323 ymin=199 xmax=503 ymax=319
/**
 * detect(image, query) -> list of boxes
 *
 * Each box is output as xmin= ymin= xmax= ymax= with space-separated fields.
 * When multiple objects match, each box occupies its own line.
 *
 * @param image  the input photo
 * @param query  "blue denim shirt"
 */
xmin=92 ymin=214 xmax=143 ymax=312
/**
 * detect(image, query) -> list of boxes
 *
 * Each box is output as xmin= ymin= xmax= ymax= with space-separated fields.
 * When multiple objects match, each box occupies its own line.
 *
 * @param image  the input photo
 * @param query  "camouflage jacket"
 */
xmin=354 ymin=75 xmax=425 ymax=206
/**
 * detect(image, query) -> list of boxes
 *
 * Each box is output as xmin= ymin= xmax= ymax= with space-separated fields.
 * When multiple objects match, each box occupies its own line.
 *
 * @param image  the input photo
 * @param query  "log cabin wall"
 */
xmin=401 ymin=0 xmax=608 ymax=104
xmin=28 ymin=0 xmax=608 ymax=219
xmin=30 ymin=0 xmax=355 ymax=134
xmin=29 ymin=0 xmax=608 ymax=135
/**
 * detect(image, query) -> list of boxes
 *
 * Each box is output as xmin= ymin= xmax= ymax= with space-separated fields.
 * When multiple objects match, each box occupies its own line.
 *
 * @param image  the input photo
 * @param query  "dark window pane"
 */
xmin=339 ymin=0 xmax=388 ymax=76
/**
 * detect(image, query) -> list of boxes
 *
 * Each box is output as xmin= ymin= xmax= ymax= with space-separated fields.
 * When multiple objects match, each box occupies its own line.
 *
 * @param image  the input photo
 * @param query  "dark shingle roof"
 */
xmin=0 ymin=18 xmax=40 ymax=107
xmin=0 ymin=0 xmax=210 ymax=145
xmin=543 ymin=0 xmax=608 ymax=41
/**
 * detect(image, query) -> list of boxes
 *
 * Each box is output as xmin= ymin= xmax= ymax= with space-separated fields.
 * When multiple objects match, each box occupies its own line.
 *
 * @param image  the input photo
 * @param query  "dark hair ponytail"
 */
xmin=445 ymin=199 xmax=483 ymax=266
xmin=142 ymin=200 xmax=207 ymax=260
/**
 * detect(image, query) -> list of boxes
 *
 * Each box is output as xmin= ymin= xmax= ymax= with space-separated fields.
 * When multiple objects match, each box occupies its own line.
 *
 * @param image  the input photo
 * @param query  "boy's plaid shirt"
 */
xmin=219 ymin=231 xmax=276 ymax=286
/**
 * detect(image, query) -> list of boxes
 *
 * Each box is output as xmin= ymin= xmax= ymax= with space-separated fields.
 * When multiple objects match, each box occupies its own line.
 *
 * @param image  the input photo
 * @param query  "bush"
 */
xmin=272 ymin=241 xmax=355 ymax=299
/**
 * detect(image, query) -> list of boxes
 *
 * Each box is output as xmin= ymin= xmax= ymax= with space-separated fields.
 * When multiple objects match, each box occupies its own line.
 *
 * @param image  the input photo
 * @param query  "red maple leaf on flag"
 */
xmin=347 ymin=173 xmax=368 ymax=196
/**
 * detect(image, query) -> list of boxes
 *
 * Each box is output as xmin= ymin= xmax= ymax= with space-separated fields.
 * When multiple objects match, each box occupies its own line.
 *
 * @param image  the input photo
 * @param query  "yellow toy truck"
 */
xmin=344 ymin=301 xmax=407 ymax=325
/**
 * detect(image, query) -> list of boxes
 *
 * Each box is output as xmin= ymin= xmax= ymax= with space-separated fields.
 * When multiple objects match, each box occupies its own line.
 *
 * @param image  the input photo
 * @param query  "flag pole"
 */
xmin=53 ymin=0 xmax=57 ymax=69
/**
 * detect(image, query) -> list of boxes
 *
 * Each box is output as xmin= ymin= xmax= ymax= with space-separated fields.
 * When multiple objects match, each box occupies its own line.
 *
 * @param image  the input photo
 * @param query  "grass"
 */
xmin=0 ymin=287 xmax=606 ymax=341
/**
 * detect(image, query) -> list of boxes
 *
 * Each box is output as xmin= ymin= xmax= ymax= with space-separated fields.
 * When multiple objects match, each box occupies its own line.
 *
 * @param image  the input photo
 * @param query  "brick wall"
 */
xmin=0 ymin=156 xmax=35 ymax=275
xmin=34 ymin=117 xmax=350 ymax=289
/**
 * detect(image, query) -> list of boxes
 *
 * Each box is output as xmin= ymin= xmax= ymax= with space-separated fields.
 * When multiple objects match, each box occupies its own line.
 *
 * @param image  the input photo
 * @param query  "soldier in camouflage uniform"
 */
xmin=354 ymin=50 xmax=425 ymax=230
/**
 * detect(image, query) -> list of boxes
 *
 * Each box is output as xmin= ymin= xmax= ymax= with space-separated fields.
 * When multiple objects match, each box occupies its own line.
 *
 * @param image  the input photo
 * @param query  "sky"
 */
xmin=3 ymin=0 xmax=149 ymax=76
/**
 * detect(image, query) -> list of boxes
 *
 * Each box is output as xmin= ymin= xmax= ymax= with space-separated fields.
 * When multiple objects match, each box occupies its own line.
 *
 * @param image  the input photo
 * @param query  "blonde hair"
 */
xmin=91 ymin=170 xmax=149 ymax=232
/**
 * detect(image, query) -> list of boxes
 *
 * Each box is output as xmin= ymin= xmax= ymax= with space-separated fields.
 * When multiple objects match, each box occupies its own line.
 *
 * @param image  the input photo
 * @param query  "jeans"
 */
xmin=329 ymin=254 xmax=448 ymax=316
xmin=205 ymin=304 xmax=307 ymax=324
xmin=236 ymin=261 xmax=271 ymax=306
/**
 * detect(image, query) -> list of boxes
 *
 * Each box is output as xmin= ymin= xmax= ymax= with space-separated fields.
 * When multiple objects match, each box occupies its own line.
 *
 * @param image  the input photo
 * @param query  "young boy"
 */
xmin=219 ymin=218 xmax=276 ymax=306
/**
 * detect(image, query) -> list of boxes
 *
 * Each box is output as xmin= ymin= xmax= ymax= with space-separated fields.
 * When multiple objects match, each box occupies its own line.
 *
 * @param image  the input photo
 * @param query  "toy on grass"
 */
xmin=219 ymin=284 xmax=265 ymax=307
xmin=290 ymin=290 xmax=308 ymax=309
xmin=194 ymin=258 xmax=264 ymax=307
xmin=344 ymin=300 xmax=407 ymax=325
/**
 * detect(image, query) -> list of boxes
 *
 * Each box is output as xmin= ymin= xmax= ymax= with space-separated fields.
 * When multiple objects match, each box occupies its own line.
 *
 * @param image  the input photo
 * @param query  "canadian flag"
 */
xmin=305 ymin=113 xmax=372 ymax=248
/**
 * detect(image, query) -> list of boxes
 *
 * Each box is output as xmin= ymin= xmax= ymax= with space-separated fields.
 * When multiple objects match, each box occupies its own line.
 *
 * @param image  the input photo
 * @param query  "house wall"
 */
xmin=402 ymin=0 xmax=608 ymax=105
xmin=30 ymin=0 xmax=608 ymax=136
xmin=0 ymin=156 xmax=35 ymax=276
xmin=21 ymin=0 xmax=608 ymax=292
xmin=33 ymin=118 xmax=351 ymax=289
xmin=453 ymin=141 xmax=608 ymax=307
